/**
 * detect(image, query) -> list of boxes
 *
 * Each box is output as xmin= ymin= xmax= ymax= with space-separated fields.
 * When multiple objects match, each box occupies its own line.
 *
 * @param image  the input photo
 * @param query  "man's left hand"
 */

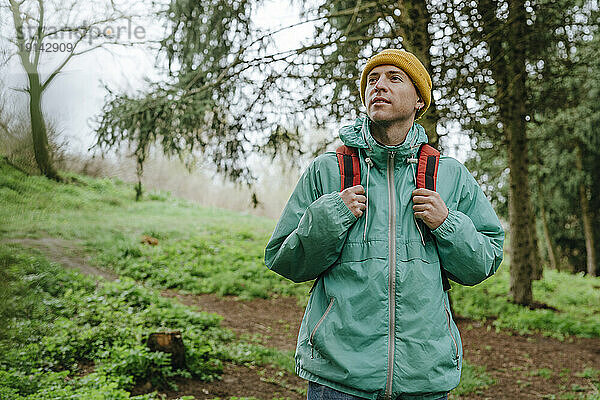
xmin=412 ymin=188 xmax=449 ymax=230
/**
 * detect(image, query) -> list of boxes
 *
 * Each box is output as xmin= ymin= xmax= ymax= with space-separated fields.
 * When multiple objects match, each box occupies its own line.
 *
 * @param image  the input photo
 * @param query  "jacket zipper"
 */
xmin=309 ymin=297 xmax=335 ymax=359
xmin=443 ymin=297 xmax=460 ymax=370
xmin=385 ymin=152 xmax=396 ymax=399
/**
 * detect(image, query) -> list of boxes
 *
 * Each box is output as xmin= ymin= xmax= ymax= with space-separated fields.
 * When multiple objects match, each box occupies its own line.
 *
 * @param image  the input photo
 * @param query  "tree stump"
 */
xmin=141 ymin=235 xmax=159 ymax=246
xmin=146 ymin=331 xmax=186 ymax=370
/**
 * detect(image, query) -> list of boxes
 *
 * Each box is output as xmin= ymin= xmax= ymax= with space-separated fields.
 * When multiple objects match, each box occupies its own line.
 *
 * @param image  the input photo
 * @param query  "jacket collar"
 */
xmin=339 ymin=116 xmax=428 ymax=168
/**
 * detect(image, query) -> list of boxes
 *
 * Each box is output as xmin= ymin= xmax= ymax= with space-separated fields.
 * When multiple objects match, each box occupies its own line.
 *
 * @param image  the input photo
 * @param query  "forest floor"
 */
xmin=9 ymin=237 xmax=600 ymax=400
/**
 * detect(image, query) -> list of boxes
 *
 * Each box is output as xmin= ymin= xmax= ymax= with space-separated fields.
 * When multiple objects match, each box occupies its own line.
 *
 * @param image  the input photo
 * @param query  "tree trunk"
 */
xmin=399 ymin=1 xmax=440 ymax=148
xmin=478 ymin=0 xmax=535 ymax=305
xmin=507 ymin=0 xmax=535 ymax=304
xmin=538 ymin=182 xmax=558 ymax=270
xmin=591 ymin=147 xmax=600 ymax=276
xmin=575 ymin=143 xmax=597 ymax=276
xmin=28 ymin=73 xmax=59 ymax=181
xmin=529 ymin=202 xmax=543 ymax=280
xmin=135 ymin=157 xmax=144 ymax=201
xmin=507 ymin=129 xmax=534 ymax=304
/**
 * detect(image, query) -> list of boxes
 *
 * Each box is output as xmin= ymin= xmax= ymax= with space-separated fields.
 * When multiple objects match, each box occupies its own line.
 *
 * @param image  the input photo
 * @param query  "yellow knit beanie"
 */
xmin=360 ymin=49 xmax=432 ymax=119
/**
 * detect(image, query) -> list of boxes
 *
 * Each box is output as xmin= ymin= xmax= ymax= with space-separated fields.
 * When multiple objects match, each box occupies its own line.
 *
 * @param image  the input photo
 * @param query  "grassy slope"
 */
xmin=2 ymin=160 xmax=599 ymax=337
xmin=0 ymin=161 xmax=312 ymax=299
xmin=3 ymin=161 xmax=597 ymax=339
xmin=0 ymin=248 xmax=227 ymax=399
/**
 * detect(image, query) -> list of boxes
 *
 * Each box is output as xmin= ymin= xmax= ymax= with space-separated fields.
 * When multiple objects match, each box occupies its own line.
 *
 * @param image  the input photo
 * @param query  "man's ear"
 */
xmin=416 ymin=97 xmax=425 ymax=110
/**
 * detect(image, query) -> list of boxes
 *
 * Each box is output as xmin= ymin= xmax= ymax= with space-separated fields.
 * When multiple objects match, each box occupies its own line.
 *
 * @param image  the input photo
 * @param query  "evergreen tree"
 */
xmin=94 ymin=0 xmax=266 ymax=198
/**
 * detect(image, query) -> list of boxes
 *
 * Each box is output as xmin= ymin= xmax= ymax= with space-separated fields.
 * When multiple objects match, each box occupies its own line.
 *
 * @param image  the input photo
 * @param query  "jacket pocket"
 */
xmin=443 ymin=296 xmax=460 ymax=369
xmin=308 ymin=296 xmax=335 ymax=359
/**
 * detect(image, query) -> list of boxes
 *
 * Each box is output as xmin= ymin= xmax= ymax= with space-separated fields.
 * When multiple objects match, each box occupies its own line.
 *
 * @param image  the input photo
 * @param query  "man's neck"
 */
xmin=370 ymin=118 xmax=414 ymax=146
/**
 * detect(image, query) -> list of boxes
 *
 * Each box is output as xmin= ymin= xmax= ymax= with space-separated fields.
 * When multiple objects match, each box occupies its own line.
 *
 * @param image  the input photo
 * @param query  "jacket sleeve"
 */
xmin=264 ymin=156 xmax=358 ymax=283
xmin=432 ymin=161 xmax=505 ymax=286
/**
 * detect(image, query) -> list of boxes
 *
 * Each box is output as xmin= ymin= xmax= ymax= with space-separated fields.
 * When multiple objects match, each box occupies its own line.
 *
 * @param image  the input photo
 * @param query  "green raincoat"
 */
xmin=264 ymin=117 xmax=504 ymax=400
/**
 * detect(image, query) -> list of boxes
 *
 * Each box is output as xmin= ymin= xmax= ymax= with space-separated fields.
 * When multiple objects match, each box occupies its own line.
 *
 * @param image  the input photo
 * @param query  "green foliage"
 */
xmin=450 ymin=360 xmax=495 ymax=397
xmin=0 ymin=158 xmax=275 ymax=247
xmin=98 ymin=231 xmax=311 ymax=300
xmin=0 ymin=246 xmax=230 ymax=399
xmin=0 ymin=161 xmax=315 ymax=398
xmin=147 ymin=190 xmax=171 ymax=202
xmin=451 ymin=263 xmax=600 ymax=338
xmin=294 ymin=1 xmax=404 ymax=124
xmin=206 ymin=398 xmax=284 ymax=400
xmin=575 ymin=368 xmax=600 ymax=380
xmin=530 ymin=368 xmax=554 ymax=379
xmin=447 ymin=1 xmax=600 ymax=275
xmin=527 ymin=32 xmax=600 ymax=273
xmin=227 ymin=343 xmax=295 ymax=374
xmin=0 ymin=160 xmax=595 ymax=400
xmin=573 ymin=367 xmax=600 ymax=399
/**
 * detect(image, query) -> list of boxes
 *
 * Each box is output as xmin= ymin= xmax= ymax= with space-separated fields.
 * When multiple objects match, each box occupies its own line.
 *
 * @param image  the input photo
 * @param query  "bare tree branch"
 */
xmin=43 ymin=13 xmax=138 ymax=38
xmin=74 ymin=39 xmax=148 ymax=55
xmin=342 ymin=0 xmax=362 ymax=39
xmin=40 ymin=25 xmax=89 ymax=91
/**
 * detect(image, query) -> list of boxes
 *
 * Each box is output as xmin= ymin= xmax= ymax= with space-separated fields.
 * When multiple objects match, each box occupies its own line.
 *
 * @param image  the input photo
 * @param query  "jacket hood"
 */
xmin=339 ymin=116 xmax=428 ymax=166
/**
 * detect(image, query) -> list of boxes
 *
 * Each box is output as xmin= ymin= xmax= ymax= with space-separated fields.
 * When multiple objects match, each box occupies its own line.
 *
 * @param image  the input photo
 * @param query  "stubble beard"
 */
xmin=368 ymin=109 xmax=417 ymax=146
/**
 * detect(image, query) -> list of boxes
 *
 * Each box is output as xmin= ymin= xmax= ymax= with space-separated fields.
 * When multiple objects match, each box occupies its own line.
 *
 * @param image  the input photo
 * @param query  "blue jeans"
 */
xmin=307 ymin=381 xmax=449 ymax=400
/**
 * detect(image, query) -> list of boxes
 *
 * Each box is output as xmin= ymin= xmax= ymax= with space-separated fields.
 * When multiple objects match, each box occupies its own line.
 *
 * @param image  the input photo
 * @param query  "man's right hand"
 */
xmin=340 ymin=185 xmax=367 ymax=218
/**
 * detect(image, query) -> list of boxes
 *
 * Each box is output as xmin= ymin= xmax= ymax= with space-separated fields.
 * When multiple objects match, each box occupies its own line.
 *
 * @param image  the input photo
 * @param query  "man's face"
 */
xmin=365 ymin=65 xmax=423 ymax=124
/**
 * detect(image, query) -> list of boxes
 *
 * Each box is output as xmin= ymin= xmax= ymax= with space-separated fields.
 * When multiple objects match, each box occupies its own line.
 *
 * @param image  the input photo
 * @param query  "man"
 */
xmin=264 ymin=49 xmax=504 ymax=400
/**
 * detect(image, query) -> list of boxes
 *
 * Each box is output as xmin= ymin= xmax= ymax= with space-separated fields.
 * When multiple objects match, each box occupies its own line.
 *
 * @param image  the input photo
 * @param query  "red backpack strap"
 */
xmin=416 ymin=144 xmax=440 ymax=191
xmin=416 ymin=144 xmax=451 ymax=292
xmin=336 ymin=145 xmax=361 ymax=190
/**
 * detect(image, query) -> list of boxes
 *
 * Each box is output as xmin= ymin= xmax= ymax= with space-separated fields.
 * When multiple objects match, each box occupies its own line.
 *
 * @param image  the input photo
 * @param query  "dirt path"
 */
xmin=6 ymin=237 xmax=600 ymax=399
xmin=2 ymin=237 xmax=119 ymax=281
xmin=168 ymin=293 xmax=600 ymax=400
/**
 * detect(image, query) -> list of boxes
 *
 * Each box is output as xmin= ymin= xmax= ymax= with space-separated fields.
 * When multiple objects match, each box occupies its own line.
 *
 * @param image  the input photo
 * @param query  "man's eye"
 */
xmin=368 ymin=77 xmax=377 ymax=84
xmin=391 ymin=75 xmax=402 ymax=81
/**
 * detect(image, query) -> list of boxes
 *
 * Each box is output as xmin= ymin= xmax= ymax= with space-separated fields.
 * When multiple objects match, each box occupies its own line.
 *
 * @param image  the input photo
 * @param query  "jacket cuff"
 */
xmin=332 ymin=192 xmax=358 ymax=225
xmin=432 ymin=208 xmax=462 ymax=239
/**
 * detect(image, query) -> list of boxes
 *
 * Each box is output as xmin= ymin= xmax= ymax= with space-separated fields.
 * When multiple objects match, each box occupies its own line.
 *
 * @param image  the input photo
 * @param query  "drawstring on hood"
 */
xmin=363 ymin=156 xmax=373 ymax=241
xmin=339 ymin=117 xmax=429 ymax=242
xmin=408 ymin=158 xmax=426 ymax=246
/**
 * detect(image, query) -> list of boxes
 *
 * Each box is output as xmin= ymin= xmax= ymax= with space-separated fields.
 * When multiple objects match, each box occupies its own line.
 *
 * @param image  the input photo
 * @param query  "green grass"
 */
xmin=96 ymin=231 xmax=310 ymax=300
xmin=0 ymin=161 xmax=312 ymax=301
xmin=529 ymin=368 xmax=554 ymax=379
xmin=2 ymin=160 xmax=600 ymax=337
xmin=0 ymin=161 xmax=272 ymax=242
xmin=450 ymin=360 xmax=495 ymax=397
xmin=451 ymin=263 xmax=600 ymax=339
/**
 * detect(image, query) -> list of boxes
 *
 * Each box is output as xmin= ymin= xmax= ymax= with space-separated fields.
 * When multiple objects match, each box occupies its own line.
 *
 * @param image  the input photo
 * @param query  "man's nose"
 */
xmin=374 ymin=77 xmax=389 ymax=91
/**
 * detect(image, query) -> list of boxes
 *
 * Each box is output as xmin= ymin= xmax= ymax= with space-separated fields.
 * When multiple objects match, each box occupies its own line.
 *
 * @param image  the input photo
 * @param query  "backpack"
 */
xmin=336 ymin=144 xmax=452 ymax=292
